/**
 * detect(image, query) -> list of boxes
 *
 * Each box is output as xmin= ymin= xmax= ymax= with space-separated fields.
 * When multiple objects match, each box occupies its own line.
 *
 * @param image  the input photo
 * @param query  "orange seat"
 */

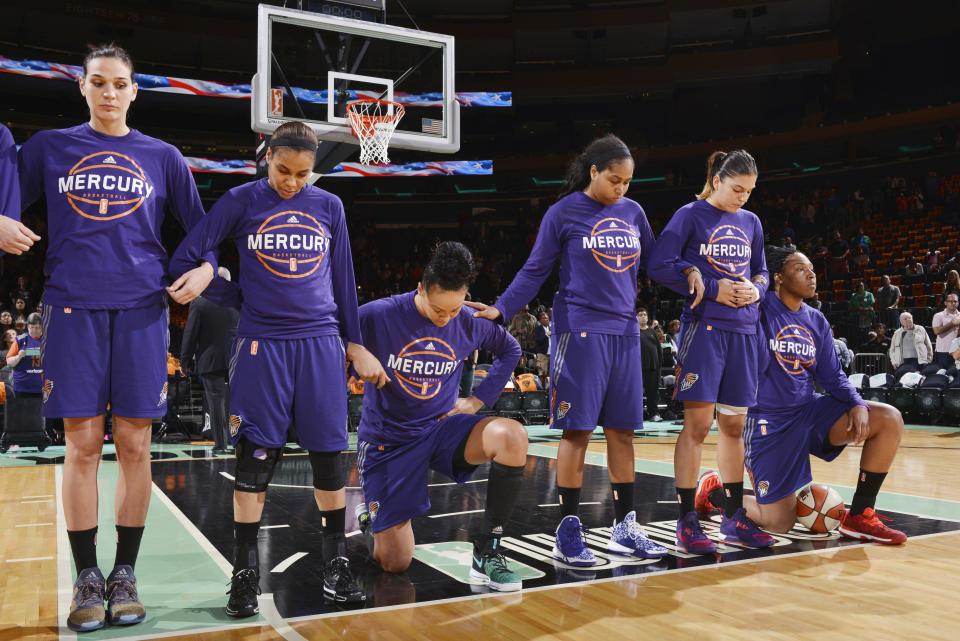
xmin=933 ymin=282 xmax=946 ymax=296
xmin=349 ymin=379 xmax=364 ymax=395
xmin=515 ymin=373 xmax=539 ymax=392
xmin=911 ymin=283 xmax=926 ymax=297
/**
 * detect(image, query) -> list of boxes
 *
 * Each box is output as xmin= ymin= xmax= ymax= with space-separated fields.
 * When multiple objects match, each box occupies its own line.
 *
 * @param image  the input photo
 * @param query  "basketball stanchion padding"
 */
xmin=347 ymin=98 xmax=405 ymax=165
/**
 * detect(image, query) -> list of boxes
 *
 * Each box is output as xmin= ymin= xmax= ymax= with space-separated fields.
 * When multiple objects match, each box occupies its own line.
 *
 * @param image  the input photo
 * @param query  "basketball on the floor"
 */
xmin=796 ymin=483 xmax=845 ymax=532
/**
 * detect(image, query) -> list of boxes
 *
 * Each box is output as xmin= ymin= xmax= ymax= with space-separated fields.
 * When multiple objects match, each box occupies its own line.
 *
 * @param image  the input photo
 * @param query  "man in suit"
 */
xmin=180 ymin=267 xmax=240 ymax=455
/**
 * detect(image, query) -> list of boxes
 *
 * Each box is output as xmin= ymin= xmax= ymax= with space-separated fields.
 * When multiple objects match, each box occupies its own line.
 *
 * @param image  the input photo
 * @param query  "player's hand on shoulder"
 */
xmin=437 ymin=396 xmax=484 ymax=420
xmin=465 ymin=300 xmax=501 ymax=321
xmin=347 ymin=343 xmax=390 ymax=389
xmin=166 ymin=262 xmax=215 ymax=304
xmin=0 ymin=216 xmax=41 ymax=255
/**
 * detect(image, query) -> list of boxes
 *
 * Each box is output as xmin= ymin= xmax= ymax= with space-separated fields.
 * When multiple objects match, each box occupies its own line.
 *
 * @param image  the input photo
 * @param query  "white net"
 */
xmin=347 ymin=99 xmax=406 ymax=165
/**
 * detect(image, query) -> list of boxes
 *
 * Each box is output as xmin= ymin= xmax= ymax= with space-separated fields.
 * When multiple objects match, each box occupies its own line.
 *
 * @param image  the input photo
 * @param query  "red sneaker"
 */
xmin=695 ymin=470 xmax=722 ymax=516
xmin=838 ymin=508 xmax=907 ymax=545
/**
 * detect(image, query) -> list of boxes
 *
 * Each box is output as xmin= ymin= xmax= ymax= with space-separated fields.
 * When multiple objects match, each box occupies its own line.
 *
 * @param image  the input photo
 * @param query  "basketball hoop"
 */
xmin=347 ymin=98 xmax=405 ymax=165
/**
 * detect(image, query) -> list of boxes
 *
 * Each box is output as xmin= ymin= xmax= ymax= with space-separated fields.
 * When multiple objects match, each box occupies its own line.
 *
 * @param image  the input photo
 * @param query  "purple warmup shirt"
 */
xmin=18 ymin=123 xmax=215 ymax=309
xmin=0 ymin=124 xmax=18 ymax=224
xmin=493 ymin=192 xmax=676 ymax=336
xmin=755 ymin=291 xmax=862 ymax=414
xmin=648 ymin=199 xmax=768 ymax=334
xmin=358 ymin=291 xmax=521 ymax=446
xmin=170 ymin=178 xmax=361 ymax=343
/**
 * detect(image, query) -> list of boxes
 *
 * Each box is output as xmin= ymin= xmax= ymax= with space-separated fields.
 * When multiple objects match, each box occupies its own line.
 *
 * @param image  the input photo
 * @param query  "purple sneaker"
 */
xmin=719 ymin=508 xmax=775 ymax=547
xmin=676 ymin=510 xmax=716 ymax=555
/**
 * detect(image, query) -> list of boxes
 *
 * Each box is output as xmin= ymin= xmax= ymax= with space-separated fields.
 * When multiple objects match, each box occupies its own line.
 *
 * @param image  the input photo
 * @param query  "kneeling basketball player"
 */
xmin=355 ymin=241 xmax=529 ymax=591
xmin=697 ymin=247 xmax=906 ymax=544
xmin=170 ymin=121 xmax=388 ymax=615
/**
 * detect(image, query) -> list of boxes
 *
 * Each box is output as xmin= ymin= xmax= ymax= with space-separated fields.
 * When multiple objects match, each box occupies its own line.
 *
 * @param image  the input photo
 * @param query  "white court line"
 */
xmin=428 ymin=479 xmax=488 ymax=487
xmin=149 ymin=483 xmax=231 ymax=576
xmin=6 ymin=556 xmax=54 ymax=563
xmin=656 ymin=500 xmax=675 ymax=504
xmin=283 ymin=529 xmax=960 ymax=627
xmin=55 ymin=465 xmax=76 ymax=641
xmin=16 ymin=522 xmax=53 ymax=527
xmin=260 ymin=593 xmax=310 ymax=641
xmin=23 ymin=494 xmax=53 ymax=499
xmin=21 ymin=499 xmax=53 ymax=504
xmin=427 ymin=509 xmax=485 ymax=519
xmin=261 ymin=524 xmax=290 ymax=530
xmin=271 ymin=552 xmax=308 ymax=573
xmin=538 ymin=502 xmax=602 ymax=508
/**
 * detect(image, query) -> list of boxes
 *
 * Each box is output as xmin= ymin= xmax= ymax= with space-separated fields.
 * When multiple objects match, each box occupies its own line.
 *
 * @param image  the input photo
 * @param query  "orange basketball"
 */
xmin=796 ymin=483 xmax=846 ymax=532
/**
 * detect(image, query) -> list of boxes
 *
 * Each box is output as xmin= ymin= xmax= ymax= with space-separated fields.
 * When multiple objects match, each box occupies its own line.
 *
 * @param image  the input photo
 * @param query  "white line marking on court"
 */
xmin=656 ymin=500 xmax=675 ymax=504
xmin=283 ymin=529 xmax=960 ymax=627
xmin=6 ymin=556 xmax=54 ymax=563
xmin=23 ymin=494 xmax=53 ymax=499
xmin=149 ymin=482 xmax=232 ymax=576
xmin=537 ymin=501 xmax=601 ymax=508
xmin=428 ymin=479 xmax=488 ymax=487
xmin=20 ymin=499 xmax=53 ymax=504
xmin=260 ymin=593 xmax=310 ymax=641
xmin=56 ymin=465 xmax=77 ymax=641
xmin=271 ymin=552 xmax=308 ymax=573
xmin=261 ymin=524 xmax=290 ymax=530
xmin=427 ymin=509 xmax=485 ymax=518
xmin=90 ymin=621 xmax=265 ymax=641
xmin=16 ymin=522 xmax=53 ymax=527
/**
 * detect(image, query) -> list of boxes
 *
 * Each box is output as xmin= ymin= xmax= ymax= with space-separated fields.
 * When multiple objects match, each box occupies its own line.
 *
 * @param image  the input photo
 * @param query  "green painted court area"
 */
xmin=414 ymin=541 xmax=545 ymax=584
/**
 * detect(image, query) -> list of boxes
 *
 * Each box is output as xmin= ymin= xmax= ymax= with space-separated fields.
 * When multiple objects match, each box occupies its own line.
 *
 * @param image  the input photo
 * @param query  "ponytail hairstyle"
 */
xmin=268 ymin=121 xmax=319 ymax=155
xmin=558 ymin=134 xmax=633 ymax=198
xmin=697 ymin=149 xmax=757 ymax=200
xmin=83 ymin=42 xmax=135 ymax=77
xmin=421 ymin=241 xmax=476 ymax=292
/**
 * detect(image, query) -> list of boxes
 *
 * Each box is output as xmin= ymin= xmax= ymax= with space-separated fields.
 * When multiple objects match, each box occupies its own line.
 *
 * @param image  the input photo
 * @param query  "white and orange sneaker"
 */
xmin=838 ymin=508 xmax=907 ymax=544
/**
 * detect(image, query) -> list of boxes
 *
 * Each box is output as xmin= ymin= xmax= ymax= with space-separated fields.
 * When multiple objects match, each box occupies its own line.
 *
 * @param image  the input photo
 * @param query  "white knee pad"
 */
xmin=716 ymin=404 xmax=748 ymax=416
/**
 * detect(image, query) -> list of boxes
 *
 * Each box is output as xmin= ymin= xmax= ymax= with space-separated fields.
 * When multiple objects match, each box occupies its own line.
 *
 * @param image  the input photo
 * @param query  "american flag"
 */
xmin=421 ymin=117 xmax=443 ymax=134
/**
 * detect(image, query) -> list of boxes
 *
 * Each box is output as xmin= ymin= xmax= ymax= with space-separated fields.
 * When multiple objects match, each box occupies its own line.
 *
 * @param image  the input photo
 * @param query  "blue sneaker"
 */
xmin=607 ymin=511 xmax=668 ymax=559
xmin=67 ymin=567 xmax=106 ymax=632
xmin=551 ymin=515 xmax=596 ymax=567
xmin=719 ymin=508 xmax=775 ymax=547
xmin=676 ymin=510 xmax=717 ymax=555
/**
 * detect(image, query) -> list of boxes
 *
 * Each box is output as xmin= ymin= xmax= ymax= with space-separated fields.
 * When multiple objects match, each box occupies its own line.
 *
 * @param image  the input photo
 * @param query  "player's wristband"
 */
xmin=855 ymin=404 xmax=870 ymax=411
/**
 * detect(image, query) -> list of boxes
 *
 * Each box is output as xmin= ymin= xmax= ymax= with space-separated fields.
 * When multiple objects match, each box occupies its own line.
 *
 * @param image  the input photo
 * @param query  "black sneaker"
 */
xmin=225 ymin=568 xmax=260 ymax=618
xmin=323 ymin=556 xmax=365 ymax=603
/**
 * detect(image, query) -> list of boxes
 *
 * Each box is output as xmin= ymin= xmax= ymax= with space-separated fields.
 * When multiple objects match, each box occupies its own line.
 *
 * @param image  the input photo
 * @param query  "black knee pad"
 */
xmin=234 ymin=438 xmax=283 ymax=493
xmin=309 ymin=451 xmax=345 ymax=491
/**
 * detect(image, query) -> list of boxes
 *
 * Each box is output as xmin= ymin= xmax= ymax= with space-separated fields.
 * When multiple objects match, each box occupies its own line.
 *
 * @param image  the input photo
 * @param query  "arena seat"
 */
xmin=859 ymin=387 xmax=889 ymax=403
xmin=515 ymin=373 xmax=539 ymax=392
xmin=492 ymin=391 xmax=523 ymax=420
xmin=521 ymin=390 xmax=549 ymax=424
xmin=347 ymin=393 xmax=363 ymax=430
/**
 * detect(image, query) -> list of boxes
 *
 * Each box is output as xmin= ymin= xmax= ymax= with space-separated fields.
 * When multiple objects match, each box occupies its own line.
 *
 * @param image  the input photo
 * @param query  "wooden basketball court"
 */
xmin=1 ymin=423 xmax=958 ymax=640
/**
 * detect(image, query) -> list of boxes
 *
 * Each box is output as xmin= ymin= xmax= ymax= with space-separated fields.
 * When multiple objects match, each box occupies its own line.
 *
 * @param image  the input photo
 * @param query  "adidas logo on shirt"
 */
xmin=425 ymin=342 xmax=436 ymax=350
xmin=103 ymin=156 xmax=117 ymax=164
xmin=287 ymin=215 xmax=300 ymax=224
xmin=608 ymin=221 xmax=618 ymax=228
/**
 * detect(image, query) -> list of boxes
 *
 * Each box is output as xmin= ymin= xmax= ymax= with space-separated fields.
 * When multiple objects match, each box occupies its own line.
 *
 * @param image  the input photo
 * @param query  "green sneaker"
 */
xmin=106 ymin=565 xmax=146 ymax=626
xmin=469 ymin=539 xmax=522 ymax=592
xmin=67 ymin=567 xmax=106 ymax=632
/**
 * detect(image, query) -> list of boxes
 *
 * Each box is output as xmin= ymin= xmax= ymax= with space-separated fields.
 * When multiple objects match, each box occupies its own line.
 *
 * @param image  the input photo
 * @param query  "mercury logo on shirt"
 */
xmin=387 ymin=337 xmax=458 ymax=399
xmin=770 ymin=324 xmax=817 ymax=375
xmin=248 ymin=210 xmax=329 ymax=278
xmin=581 ymin=217 xmax=641 ymax=272
xmin=57 ymin=151 xmax=154 ymax=221
xmin=699 ymin=224 xmax=751 ymax=276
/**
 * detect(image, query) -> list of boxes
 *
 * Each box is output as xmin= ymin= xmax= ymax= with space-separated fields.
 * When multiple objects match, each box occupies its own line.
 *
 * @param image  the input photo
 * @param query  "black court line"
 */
xmin=151 ymin=452 xmax=960 ymax=619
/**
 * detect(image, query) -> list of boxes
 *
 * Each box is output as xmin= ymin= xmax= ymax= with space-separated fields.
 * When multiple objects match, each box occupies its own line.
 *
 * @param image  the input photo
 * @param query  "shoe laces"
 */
xmin=482 ymin=551 xmax=511 ymax=574
xmin=859 ymin=508 xmax=892 ymax=526
xmin=327 ymin=557 xmax=358 ymax=589
xmin=226 ymin=568 xmax=261 ymax=599
xmin=106 ymin=576 xmax=138 ymax=603
xmin=624 ymin=518 xmax=648 ymax=542
xmin=562 ymin=522 xmax=590 ymax=550
xmin=75 ymin=579 xmax=104 ymax=609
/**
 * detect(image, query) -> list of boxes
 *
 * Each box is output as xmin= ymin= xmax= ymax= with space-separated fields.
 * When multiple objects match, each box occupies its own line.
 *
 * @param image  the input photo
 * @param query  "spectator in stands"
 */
xmin=637 ymin=276 xmax=659 ymax=321
xmin=945 ymin=270 xmax=960 ymax=299
xmin=859 ymin=331 xmax=881 ymax=354
xmin=0 ymin=310 xmax=12 ymax=335
xmin=810 ymin=236 xmax=828 ymax=275
xmin=905 ymin=261 xmax=925 ymax=278
xmin=851 ymin=246 xmax=869 ymax=271
xmin=781 ymin=236 xmax=796 ymax=252
xmin=179 ymin=267 xmax=240 ymax=456
xmin=0 ymin=328 xmax=16 ymax=390
xmin=533 ymin=311 xmax=550 ymax=381
xmin=665 ymin=319 xmax=680 ymax=366
xmin=832 ymin=325 xmax=853 ymax=373
xmin=11 ymin=276 xmax=32 ymax=306
xmin=637 ymin=308 xmax=662 ymax=423
xmin=874 ymin=322 xmax=891 ymax=353
xmin=828 ymin=231 xmax=850 ymax=274
xmin=849 ymin=281 xmax=875 ymax=332
xmin=12 ymin=298 xmax=27 ymax=331
xmin=875 ymin=274 xmax=903 ymax=329
xmin=5 ymin=312 xmax=43 ymax=398
xmin=806 ymin=291 xmax=822 ymax=311
xmin=889 ymin=312 xmax=933 ymax=379
xmin=508 ymin=304 xmax=537 ymax=352
xmin=931 ymin=293 xmax=960 ymax=369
